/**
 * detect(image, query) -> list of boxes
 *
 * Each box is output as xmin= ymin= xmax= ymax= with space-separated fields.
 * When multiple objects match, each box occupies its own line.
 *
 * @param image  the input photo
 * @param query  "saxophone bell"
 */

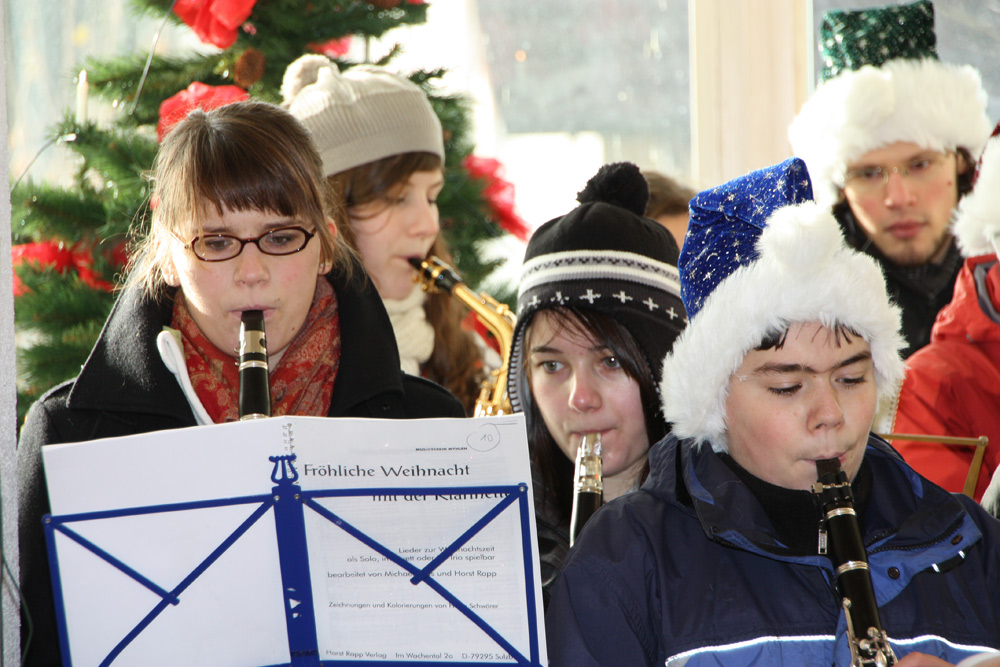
xmin=812 ymin=458 xmax=896 ymax=666
xmin=569 ymin=433 xmax=603 ymax=547
xmin=238 ymin=309 xmax=272 ymax=420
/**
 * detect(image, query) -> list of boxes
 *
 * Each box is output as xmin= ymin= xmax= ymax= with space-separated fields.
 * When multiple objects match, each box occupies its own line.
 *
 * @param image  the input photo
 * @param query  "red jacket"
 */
xmin=892 ymin=255 xmax=1000 ymax=501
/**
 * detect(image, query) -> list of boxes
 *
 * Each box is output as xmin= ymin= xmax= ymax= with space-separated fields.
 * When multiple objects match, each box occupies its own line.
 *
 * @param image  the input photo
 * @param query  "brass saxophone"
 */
xmin=238 ymin=309 xmax=272 ymax=420
xmin=812 ymin=458 xmax=896 ymax=666
xmin=409 ymin=256 xmax=515 ymax=417
xmin=569 ymin=433 xmax=603 ymax=547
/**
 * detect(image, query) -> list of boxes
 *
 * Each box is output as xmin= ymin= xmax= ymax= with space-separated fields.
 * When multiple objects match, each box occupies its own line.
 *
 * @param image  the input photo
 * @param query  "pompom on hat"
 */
xmin=953 ymin=121 xmax=1000 ymax=258
xmin=660 ymin=158 xmax=906 ymax=449
xmin=281 ymin=54 xmax=444 ymax=177
xmin=506 ymin=162 xmax=686 ymax=414
xmin=788 ymin=0 xmax=990 ymax=204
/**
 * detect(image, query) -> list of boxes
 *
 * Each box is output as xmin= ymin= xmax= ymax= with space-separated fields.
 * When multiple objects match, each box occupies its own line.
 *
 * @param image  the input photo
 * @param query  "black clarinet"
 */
xmin=569 ymin=433 xmax=603 ymax=547
xmin=812 ymin=458 xmax=896 ymax=666
xmin=238 ymin=310 xmax=271 ymax=420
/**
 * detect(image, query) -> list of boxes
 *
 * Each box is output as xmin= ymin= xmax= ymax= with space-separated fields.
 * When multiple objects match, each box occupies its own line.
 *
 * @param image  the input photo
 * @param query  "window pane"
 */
xmin=476 ymin=0 xmax=691 ymax=225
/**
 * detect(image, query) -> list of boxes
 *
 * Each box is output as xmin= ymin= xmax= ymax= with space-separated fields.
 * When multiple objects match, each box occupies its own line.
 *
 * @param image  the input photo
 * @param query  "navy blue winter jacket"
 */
xmin=546 ymin=433 xmax=1000 ymax=666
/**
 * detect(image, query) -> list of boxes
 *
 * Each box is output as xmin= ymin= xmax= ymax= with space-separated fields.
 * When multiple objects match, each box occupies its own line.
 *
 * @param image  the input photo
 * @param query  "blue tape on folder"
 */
xmin=43 ymin=454 xmax=543 ymax=667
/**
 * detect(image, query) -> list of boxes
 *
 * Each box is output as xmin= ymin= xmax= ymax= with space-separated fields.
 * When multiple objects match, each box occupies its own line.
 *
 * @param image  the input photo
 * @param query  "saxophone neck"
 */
xmin=410 ymin=255 xmax=516 ymax=417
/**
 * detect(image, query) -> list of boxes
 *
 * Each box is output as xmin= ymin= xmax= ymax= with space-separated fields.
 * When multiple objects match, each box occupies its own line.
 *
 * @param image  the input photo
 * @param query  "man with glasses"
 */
xmin=789 ymin=0 xmax=990 ymax=358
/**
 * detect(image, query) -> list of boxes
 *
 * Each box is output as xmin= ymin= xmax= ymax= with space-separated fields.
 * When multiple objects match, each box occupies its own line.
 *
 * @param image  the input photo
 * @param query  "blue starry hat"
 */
xmin=788 ymin=0 xmax=990 ymax=204
xmin=507 ymin=162 xmax=686 ymax=414
xmin=660 ymin=158 xmax=906 ymax=449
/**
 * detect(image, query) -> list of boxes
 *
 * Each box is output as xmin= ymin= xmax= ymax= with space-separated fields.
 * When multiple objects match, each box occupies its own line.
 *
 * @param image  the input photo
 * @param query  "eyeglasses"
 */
xmin=843 ymin=151 xmax=953 ymax=195
xmin=177 ymin=226 xmax=315 ymax=262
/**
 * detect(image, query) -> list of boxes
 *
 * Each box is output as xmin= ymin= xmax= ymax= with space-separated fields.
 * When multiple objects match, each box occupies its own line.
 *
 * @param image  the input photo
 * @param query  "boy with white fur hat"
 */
xmin=544 ymin=158 xmax=1000 ymax=666
xmin=891 ymin=123 xmax=1000 ymax=503
xmin=788 ymin=0 xmax=991 ymax=359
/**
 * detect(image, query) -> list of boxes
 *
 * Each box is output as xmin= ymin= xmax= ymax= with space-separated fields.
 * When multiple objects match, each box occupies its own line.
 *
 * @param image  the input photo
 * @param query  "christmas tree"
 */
xmin=11 ymin=0 xmax=526 ymax=422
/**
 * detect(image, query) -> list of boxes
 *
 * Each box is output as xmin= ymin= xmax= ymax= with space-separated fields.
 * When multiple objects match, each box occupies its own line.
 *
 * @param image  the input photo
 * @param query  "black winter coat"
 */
xmin=18 ymin=263 xmax=464 ymax=666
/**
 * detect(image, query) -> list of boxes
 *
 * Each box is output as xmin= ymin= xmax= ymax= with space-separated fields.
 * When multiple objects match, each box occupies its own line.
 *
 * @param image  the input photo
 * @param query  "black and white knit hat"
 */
xmin=506 ymin=162 xmax=686 ymax=414
xmin=788 ymin=0 xmax=990 ymax=204
xmin=281 ymin=54 xmax=444 ymax=177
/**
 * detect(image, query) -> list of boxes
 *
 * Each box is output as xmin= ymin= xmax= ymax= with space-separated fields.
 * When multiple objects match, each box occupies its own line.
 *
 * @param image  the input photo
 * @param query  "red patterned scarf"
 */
xmin=172 ymin=279 xmax=341 ymax=423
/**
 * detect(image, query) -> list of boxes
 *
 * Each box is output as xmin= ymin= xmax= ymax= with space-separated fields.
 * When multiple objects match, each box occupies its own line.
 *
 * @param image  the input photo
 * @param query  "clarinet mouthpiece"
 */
xmin=815 ymin=457 xmax=841 ymax=478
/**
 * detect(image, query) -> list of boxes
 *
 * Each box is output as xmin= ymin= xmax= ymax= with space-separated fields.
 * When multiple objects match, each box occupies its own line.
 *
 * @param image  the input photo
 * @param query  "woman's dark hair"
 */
xmin=520 ymin=306 xmax=667 ymax=522
xmin=327 ymin=151 xmax=486 ymax=414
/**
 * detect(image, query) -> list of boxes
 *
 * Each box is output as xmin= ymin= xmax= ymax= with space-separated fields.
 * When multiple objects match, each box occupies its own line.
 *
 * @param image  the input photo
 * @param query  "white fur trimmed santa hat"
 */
xmin=660 ymin=158 xmax=906 ymax=450
xmin=788 ymin=0 xmax=990 ymax=204
xmin=953 ymin=122 xmax=1000 ymax=258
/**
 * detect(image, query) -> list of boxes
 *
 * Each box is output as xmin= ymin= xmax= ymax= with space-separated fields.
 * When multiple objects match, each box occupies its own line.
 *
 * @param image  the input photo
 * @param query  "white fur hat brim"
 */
xmin=954 ymin=131 xmax=1000 ymax=257
xmin=788 ymin=58 xmax=990 ymax=205
xmin=659 ymin=201 xmax=907 ymax=449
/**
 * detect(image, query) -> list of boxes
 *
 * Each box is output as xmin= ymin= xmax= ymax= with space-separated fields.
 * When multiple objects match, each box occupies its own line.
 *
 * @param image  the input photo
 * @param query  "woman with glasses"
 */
xmin=17 ymin=100 xmax=464 ymax=666
xmin=282 ymin=55 xmax=498 ymax=416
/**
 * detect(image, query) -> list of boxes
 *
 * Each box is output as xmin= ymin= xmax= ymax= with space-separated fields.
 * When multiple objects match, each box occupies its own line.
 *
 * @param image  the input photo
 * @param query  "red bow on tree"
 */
xmin=173 ymin=0 xmax=257 ymax=49
xmin=157 ymin=82 xmax=249 ymax=142
xmin=463 ymin=155 xmax=530 ymax=241
xmin=12 ymin=241 xmax=127 ymax=296
xmin=308 ymin=36 xmax=353 ymax=59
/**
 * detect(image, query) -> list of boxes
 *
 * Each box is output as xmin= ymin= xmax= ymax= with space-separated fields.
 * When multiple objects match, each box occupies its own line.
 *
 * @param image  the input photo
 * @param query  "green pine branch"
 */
xmin=241 ymin=1 xmax=430 ymax=44
xmin=15 ymin=269 xmax=116 ymax=332
xmin=16 ymin=318 xmax=110 ymax=391
xmin=59 ymin=117 xmax=157 ymax=194
xmin=87 ymin=52 xmax=238 ymax=124
xmin=11 ymin=181 xmax=107 ymax=243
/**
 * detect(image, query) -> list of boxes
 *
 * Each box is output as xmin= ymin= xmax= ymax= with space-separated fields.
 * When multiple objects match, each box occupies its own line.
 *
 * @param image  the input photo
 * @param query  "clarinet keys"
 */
xmin=239 ymin=309 xmax=272 ymax=420
xmin=569 ymin=433 xmax=603 ymax=547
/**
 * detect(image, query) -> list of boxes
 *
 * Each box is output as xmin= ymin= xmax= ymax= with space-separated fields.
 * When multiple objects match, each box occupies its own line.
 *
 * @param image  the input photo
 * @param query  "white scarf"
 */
xmin=382 ymin=285 xmax=435 ymax=375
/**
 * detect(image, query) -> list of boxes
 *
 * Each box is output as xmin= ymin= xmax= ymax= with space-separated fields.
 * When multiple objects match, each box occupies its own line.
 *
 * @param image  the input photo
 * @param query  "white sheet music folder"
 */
xmin=41 ymin=414 xmax=547 ymax=666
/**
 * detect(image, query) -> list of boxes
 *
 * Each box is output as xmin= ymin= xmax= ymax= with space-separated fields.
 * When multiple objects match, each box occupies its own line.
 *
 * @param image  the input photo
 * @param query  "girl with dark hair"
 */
xmin=505 ymin=162 xmax=686 ymax=605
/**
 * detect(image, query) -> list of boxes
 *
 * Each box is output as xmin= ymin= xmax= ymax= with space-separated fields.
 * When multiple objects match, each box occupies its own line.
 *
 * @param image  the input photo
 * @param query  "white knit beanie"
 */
xmin=281 ymin=54 xmax=445 ymax=177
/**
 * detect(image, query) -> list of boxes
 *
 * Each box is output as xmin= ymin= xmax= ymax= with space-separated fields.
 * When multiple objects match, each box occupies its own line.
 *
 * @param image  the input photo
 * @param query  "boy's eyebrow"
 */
xmin=752 ymin=351 xmax=872 ymax=376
